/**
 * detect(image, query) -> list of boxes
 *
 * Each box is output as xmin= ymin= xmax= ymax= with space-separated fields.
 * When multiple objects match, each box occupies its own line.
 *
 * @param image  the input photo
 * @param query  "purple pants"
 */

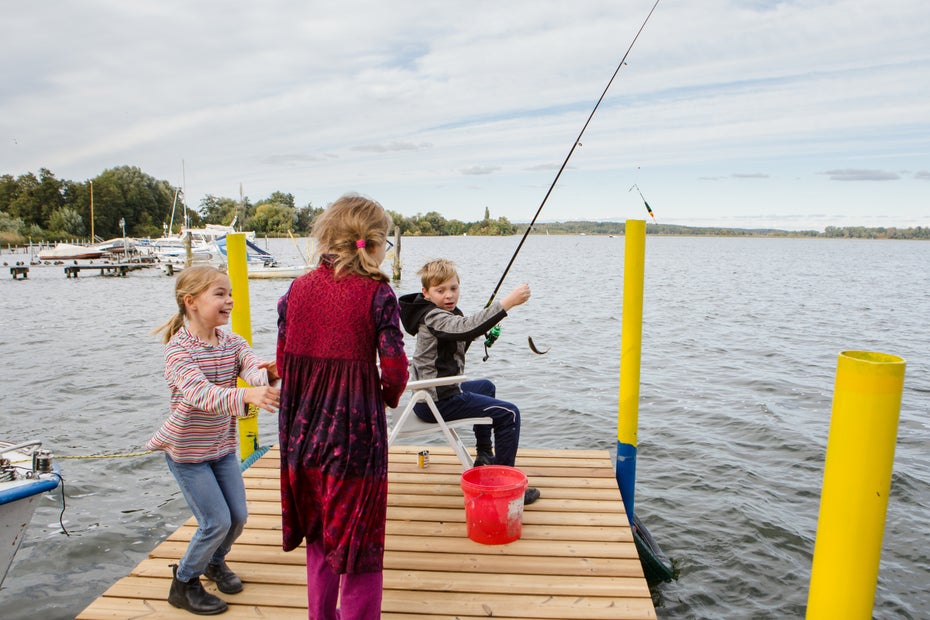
xmin=306 ymin=540 xmax=383 ymax=620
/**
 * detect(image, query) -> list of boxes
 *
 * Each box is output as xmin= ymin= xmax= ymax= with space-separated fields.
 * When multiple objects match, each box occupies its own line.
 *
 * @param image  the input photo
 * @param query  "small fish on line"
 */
xmin=528 ymin=336 xmax=550 ymax=355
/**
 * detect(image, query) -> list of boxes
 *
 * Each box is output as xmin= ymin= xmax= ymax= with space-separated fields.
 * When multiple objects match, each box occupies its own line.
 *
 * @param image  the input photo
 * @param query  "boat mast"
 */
xmin=89 ymin=180 xmax=94 ymax=242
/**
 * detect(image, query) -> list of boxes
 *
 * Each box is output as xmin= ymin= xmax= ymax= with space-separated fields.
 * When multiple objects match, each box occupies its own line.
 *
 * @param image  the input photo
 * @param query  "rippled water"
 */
xmin=2 ymin=235 xmax=928 ymax=618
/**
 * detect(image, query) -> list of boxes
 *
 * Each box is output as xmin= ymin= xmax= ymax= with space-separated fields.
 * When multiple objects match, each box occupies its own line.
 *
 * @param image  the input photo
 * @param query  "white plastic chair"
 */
xmin=388 ymin=375 xmax=493 ymax=470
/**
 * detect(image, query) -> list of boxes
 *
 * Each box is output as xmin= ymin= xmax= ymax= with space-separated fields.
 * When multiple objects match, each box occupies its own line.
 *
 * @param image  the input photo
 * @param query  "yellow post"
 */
xmin=806 ymin=351 xmax=906 ymax=619
xmin=616 ymin=219 xmax=645 ymax=523
xmin=226 ymin=233 xmax=259 ymax=461
xmin=392 ymin=225 xmax=402 ymax=282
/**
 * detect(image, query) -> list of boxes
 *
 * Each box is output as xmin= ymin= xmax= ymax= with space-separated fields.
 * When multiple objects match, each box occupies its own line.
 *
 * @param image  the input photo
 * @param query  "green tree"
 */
xmin=248 ymin=203 xmax=296 ymax=234
xmin=48 ymin=207 xmax=87 ymax=237
xmin=199 ymin=195 xmax=240 ymax=228
xmin=90 ymin=166 xmax=176 ymax=238
xmin=0 ymin=210 xmax=24 ymax=244
xmin=295 ymin=203 xmax=322 ymax=233
xmin=5 ymin=172 xmax=42 ymax=226
xmin=262 ymin=191 xmax=295 ymax=209
xmin=0 ymin=174 xmax=20 ymax=214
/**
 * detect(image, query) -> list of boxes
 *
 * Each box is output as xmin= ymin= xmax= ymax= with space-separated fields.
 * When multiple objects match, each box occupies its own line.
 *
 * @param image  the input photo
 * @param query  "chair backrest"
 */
xmin=388 ymin=375 xmax=492 ymax=469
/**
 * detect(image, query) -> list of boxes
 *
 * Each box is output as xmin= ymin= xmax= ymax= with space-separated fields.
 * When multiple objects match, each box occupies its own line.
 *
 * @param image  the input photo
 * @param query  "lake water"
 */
xmin=1 ymin=235 xmax=928 ymax=619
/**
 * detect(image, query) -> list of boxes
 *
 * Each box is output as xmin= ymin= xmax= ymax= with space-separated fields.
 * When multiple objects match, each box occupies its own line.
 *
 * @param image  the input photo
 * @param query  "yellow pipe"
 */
xmin=616 ymin=219 xmax=645 ymax=522
xmin=226 ymin=233 xmax=259 ymax=461
xmin=618 ymin=219 xmax=645 ymax=447
xmin=806 ymin=350 xmax=906 ymax=619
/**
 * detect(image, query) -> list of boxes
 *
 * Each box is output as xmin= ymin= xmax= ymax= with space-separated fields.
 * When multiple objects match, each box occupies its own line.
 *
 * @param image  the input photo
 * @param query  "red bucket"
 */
xmin=460 ymin=465 xmax=528 ymax=544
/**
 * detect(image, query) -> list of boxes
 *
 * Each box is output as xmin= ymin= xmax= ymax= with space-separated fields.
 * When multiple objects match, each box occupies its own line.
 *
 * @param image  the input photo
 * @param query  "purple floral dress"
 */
xmin=276 ymin=262 xmax=408 ymax=574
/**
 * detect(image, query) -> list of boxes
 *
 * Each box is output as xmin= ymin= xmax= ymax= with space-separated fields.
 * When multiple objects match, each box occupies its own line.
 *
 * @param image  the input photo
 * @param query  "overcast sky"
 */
xmin=2 ymin=1 xmax=928 ymax=231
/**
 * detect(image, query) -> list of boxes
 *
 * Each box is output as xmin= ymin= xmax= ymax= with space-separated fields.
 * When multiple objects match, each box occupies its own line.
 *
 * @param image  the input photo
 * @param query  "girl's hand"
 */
xmin=260 ymin=360 xmax=280 ymax=384
xmin=244 ymin=385 xmax=280 ymax=413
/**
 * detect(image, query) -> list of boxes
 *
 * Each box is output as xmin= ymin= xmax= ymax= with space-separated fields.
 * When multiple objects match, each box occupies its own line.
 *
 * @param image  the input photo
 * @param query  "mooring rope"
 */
xmin=56 ymin=450 xmax=155 ymax=460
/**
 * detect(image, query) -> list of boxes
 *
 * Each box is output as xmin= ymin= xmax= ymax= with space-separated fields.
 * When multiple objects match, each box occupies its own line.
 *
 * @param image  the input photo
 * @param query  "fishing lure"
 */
xmin=629 ymin=184 xmax=657 ymax=223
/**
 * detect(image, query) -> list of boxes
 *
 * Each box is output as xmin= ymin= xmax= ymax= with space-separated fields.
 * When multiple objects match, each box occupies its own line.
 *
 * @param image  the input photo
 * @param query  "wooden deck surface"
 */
xmin=77 ymin=446 xmax=656 ymax=619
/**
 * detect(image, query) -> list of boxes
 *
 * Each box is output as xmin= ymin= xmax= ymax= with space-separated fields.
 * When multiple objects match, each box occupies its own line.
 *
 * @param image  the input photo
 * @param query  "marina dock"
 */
xmin=77 ymin=445 xmax=656 ymax=619
xmin=63 ymin=263 xmax=155 ymax=277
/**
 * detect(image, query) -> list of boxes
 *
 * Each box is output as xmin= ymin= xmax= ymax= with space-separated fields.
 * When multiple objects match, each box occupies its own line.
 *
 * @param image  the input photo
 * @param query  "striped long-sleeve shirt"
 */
xmin=147 ymin=326 xmax=269 ymax=463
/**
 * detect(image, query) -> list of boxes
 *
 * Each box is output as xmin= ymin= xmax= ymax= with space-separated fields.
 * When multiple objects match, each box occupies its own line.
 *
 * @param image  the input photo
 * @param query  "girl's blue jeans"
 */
xmin=165 ymin=451 xmax=247 ymax=582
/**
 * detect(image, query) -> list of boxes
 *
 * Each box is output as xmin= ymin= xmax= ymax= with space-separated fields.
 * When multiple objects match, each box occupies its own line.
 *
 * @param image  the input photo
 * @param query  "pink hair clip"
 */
xmin=355 ymin=239 xmax=366 ymax=249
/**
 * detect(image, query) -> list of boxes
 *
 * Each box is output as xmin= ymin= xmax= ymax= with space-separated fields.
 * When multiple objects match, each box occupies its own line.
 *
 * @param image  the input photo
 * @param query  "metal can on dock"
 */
xmin=417 ymin=450 xmax=429 ymax=468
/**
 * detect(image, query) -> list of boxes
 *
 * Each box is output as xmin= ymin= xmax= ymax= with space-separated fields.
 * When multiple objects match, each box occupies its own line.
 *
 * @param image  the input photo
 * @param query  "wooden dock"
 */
xmin=64 ymin=263 xmax=154 ymax=277
xmin=77 ymin=446 xmax=656 ymax=619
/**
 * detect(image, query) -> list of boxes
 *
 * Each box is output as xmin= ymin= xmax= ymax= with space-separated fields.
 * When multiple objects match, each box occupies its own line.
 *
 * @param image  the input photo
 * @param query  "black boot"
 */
xmin=474 ymin=445 xmax=495 ymax=467
xmin=524 ymin=487 xmax=541 ymax=505
xmin=204 ymin=560 xmax=243 ymax=594
xmin=168 ymin=563 xmax=228 ymax=615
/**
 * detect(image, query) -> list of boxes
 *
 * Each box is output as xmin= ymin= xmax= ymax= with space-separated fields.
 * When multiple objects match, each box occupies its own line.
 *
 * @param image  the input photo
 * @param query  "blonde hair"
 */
xmin=312 ymin=193 xmax=391 ymax=282
xmin=417 ymin=258 xmax=459 ymax=289
xmin=153 ymin=265 xmax=228 ymax=343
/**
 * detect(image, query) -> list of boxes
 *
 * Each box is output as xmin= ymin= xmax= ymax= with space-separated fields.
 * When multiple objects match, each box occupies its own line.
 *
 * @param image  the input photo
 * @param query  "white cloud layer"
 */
xmin=2 ymin=0 xmax=928 ymax=230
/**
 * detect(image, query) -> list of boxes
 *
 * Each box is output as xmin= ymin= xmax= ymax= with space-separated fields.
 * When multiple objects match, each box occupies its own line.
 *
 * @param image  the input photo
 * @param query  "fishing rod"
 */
xmin=482 ymin=0 xmax=662 ymax=358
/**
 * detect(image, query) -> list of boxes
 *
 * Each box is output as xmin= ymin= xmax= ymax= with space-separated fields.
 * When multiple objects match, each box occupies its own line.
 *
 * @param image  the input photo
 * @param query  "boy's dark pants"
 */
xmin=414 ymin=379 xmax=521 ymax=466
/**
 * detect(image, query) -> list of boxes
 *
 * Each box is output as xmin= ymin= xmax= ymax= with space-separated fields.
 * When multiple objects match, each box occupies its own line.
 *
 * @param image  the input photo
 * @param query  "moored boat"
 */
xmin=37 ymin=243 xmax=105 ymax=261
xmin=212 ymin=234 xmax=278 ymax=269
xmin=0 ymin=440 xmax=61 ymax=587
xmin=247 ymin=264 xmax=312 ymax=279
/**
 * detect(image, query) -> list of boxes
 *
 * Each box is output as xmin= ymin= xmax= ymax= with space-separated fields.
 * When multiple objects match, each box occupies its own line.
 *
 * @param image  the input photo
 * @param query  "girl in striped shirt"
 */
xmin=148 ymin=265 xmax=279 ymax=615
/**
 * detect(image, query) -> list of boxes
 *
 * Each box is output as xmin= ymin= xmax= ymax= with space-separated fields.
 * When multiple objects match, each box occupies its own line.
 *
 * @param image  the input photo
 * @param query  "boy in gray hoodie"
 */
xmin=398 ymin=258 xmax=539 ymax=504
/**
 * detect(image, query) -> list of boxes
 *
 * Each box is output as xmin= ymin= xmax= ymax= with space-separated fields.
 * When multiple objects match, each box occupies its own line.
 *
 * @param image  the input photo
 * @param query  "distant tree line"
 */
xmin=0 ymin=168 xmax=516 ymax=245
xmin=1 ymin=167 xmax=925 ymax=244
xmin=520 ymin=221 xmax=930 ymax=240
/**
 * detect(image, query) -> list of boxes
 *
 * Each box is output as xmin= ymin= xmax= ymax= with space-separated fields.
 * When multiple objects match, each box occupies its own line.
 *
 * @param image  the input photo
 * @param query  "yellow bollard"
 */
xmin=225 ymin=233 xmax=260 ymax=461
xmin=616 ymin=219 xmax=645 ymax=523
xmin=806 ymin=351 xmax=906 ymax=619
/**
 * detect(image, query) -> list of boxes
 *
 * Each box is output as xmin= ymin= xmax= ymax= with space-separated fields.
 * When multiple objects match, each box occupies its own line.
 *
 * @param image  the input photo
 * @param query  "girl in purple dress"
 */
xmin=276 ymin=194 xmax=408 ymax=620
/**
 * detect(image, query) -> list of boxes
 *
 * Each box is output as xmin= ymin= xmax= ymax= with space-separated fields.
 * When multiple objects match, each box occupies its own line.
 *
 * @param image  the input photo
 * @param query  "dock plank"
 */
xmin=77 ymin=445 xmax=656 ymax=619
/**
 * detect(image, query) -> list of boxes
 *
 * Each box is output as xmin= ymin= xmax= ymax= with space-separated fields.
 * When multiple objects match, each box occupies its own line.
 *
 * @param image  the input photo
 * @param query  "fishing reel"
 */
xmin=482 ymin=324 xmax=502 ymax=361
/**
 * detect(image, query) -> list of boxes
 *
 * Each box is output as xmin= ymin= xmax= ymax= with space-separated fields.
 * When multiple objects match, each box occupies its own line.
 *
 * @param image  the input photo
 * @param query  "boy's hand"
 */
xmin=501 ymin=283 xmax=531 ymax=311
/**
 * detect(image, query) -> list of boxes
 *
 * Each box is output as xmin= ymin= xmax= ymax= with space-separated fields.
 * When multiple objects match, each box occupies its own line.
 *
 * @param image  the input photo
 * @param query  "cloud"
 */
xmin=460 ymin=165 xmax=501 ymax=176
xmin=821 ymin=169 xmax=901 ymax=181
xmin=1 ymin=1 xmax=928 ymax=228
xmin=351 ymin=141 xmax=433 ymax=153
xmin=262 ymin=153 xmax=333 ymax=166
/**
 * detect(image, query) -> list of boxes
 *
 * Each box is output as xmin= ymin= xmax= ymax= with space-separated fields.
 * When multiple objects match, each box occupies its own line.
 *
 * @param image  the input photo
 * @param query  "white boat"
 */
xmin=212 ymin=234 xmax=278 ymax=269
xmin=141 ymin=236 xmax=216 ymax=264
xmin=182 ymin=220 xmax=256 ymax=244
xmin=1 ymin=440 xmax=61 ymax=587
xmin=247 ymin=264 xmax=312 ymax=279
xmin=37 ymin=243 xmax=105 ymax=261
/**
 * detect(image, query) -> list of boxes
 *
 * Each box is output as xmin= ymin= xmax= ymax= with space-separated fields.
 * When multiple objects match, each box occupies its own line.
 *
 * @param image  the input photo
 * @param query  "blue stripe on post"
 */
xmin=616 ymin=441 xmax=637 ymax=526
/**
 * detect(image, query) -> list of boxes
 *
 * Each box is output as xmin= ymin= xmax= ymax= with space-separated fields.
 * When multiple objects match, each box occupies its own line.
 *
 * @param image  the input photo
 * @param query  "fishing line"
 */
xmin=482 ymin=0 xmax=662 ymax=356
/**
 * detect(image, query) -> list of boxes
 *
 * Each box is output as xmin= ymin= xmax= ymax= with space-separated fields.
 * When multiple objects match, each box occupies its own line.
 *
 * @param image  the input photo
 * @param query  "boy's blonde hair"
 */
xmin=153 ymin=265 xmax=227 ymax=343
xmin=417 ymin=258 xmax=459 ymax=289
xmin=312 ymin=193 xmax=391 ymax=282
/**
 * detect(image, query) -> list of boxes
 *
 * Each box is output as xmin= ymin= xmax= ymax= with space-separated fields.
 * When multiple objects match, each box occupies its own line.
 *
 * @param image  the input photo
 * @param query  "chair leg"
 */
xmin=449 ymin=428 xmax=475 ymax=469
